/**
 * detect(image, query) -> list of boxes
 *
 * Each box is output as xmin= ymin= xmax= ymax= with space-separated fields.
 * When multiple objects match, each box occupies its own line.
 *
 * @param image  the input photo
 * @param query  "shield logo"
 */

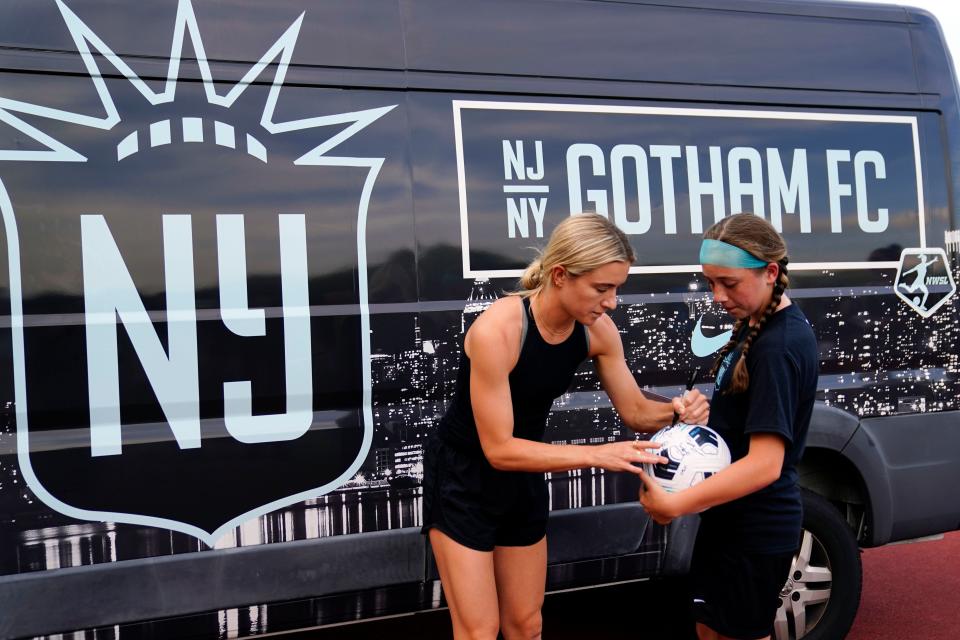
xmin=0 ymin=1 xmax=394 ymax=545
xmin=893 ymin=248 xmax=956 ymax=318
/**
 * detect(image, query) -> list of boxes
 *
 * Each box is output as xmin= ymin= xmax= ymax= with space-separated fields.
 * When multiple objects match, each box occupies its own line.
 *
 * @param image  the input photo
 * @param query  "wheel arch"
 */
xmin=800 ymin=403 xmax=881 ymax=547
xmin=798 ymin=447 xmax=870 ymax=544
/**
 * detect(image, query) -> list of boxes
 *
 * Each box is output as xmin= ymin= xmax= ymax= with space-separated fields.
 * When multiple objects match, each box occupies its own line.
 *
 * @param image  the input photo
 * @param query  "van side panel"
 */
xmin=0 ymin=529 xmax=425 ymax=640
xmin=855 ymin=411 xmax=960 ymax=544
xmin=401 ymin=0 xmax=917 ymax=92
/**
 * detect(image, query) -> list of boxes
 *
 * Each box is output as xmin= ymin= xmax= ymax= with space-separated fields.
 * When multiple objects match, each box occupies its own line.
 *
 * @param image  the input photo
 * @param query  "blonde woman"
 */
xmin=421 ymin=213 xmax=710 ymax=640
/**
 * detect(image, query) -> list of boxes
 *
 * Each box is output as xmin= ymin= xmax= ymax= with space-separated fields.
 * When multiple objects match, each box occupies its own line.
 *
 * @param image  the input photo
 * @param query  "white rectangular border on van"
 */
xmin=452 ymin=100 xmax=926 ymax=280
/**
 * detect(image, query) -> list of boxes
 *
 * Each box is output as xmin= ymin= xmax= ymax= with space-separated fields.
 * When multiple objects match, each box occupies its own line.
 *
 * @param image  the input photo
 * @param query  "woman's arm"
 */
xmin=589 ymin=314 xmax=709 ymax=432
xmin=468 ymin=300 xmax=664 ymax=474
xmin=639 ymin=433 xmax=785 ymax=525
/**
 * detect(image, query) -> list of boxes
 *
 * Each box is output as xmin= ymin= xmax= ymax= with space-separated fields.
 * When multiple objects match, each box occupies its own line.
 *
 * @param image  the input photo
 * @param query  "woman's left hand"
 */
xmin=638 ymin=471 xmax=683 ymax=525
xmin=672 ymin=389 xmax=709 ymax=425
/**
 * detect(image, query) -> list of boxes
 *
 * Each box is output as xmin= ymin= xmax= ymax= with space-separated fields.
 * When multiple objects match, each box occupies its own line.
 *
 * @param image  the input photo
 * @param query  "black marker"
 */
xmin=671 ymin=367 xmax=701 ymax=426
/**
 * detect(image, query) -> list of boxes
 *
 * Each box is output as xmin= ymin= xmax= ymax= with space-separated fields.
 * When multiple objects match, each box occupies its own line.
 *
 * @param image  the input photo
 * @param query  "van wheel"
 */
xmin=773 ymin=489 xmax=862 ymax=640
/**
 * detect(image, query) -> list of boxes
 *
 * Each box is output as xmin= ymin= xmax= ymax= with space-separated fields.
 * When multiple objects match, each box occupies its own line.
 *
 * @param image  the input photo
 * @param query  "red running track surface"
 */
xmin=847 ymin=531 xmax=960 ymax=640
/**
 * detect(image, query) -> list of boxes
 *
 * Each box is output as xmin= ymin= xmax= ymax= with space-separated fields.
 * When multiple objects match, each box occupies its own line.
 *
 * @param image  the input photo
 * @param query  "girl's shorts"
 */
xmin=689 ymin=534 xmax=795 ymax=640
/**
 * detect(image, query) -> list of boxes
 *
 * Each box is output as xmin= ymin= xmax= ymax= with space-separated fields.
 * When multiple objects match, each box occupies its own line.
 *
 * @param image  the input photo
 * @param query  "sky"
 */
xmin=845 ymin=0 xmax=959 ymax=69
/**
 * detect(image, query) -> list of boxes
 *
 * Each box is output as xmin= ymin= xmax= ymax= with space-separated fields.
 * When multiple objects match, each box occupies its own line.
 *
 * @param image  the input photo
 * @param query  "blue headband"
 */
xmin=699 ymin=239 xmax=769 ymax=269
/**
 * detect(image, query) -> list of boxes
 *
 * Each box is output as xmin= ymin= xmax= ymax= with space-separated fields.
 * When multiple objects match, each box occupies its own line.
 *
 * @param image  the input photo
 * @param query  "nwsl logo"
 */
xmin=0 ymin=0 xmax=395 ymax=544
xmin=893 ymin=248 xmax=956 ymax=318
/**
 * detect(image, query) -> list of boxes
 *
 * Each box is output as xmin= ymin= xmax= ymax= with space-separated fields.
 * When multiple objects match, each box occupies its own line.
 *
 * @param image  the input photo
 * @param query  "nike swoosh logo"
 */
xmin=691 ymin=316 xmax=733 ymax=357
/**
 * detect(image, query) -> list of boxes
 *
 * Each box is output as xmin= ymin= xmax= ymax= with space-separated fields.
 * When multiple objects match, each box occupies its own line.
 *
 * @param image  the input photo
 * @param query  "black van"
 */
xmin=0 ymin=0 xmax=958 ymax=638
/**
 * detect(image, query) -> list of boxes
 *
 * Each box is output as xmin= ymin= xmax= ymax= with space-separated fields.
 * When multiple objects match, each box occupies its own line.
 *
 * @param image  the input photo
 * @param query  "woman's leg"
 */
xmin=429 ymin=528 xmax=501 ymax=640
xmin=493 ymin=536 xmax=547 ymax=640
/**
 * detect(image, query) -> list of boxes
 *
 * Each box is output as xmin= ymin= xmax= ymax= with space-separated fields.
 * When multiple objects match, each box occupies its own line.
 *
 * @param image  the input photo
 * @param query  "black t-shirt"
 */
xmin=701 ymin=303 xmax=819 ymax=554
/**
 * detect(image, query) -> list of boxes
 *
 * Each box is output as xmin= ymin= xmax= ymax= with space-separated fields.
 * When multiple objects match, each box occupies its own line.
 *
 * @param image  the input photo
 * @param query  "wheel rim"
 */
xmin=773 ymin=529 xmax=833 ymax=640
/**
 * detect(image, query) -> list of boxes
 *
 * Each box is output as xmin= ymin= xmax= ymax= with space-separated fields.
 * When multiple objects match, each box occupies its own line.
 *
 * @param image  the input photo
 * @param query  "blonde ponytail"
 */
xmin=520 ymin=258 xmax=544 ymax=291
xmin=514 ymin=214 xmax=635 ymax=297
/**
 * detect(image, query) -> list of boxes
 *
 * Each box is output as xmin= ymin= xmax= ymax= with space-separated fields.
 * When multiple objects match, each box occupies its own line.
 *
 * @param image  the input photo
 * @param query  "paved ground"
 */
xmin=302 ymin=531 xmax=959 ymax=639
xmin=846 ymin=531 xmax=959 ymax=640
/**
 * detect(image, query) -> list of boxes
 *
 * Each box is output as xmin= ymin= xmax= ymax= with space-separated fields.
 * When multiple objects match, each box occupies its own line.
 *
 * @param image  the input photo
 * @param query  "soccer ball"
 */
xmin=642 ymin=424 xmax=731 ymax=493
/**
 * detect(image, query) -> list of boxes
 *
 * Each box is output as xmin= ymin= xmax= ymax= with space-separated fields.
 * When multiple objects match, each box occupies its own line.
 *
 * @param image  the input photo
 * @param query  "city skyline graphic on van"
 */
xmin=0 ymin=0 xmax=397 ymax=545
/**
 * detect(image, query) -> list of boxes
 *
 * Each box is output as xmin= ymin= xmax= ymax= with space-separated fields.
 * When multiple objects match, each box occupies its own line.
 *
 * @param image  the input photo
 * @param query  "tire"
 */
xmin=773 ymin=489 xmax=862 ymax=640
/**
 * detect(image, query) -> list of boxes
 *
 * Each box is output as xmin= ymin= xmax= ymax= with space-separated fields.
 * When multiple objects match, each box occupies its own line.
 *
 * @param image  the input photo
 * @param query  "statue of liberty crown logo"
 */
xmin=0 ymin=0 xmax=395 ymax=168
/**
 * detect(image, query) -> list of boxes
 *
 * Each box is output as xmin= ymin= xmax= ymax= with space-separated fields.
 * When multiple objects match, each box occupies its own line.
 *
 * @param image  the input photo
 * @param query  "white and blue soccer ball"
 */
xmin=642 ymin=424 xmax=731 ymax=493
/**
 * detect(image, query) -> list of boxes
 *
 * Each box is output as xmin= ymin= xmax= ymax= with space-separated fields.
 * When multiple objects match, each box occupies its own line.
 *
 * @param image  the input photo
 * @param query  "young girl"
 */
xmin=640 ymin=213 xmax=818 ymax=640
xmin=421 ymin=213 xmax=710 ymax=640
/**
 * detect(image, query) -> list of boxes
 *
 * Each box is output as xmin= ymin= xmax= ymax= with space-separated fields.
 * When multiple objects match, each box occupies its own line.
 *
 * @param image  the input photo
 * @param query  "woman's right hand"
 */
xmin=589 ymin=440 xmax=667 ymax=474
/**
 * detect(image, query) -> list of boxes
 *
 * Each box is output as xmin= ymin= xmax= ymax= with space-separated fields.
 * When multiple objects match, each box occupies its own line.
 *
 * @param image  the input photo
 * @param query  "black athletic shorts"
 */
xmin=689 ymin=534 xmax=795 ymax=640
xmin=420 ymin=434 xmax=548 ymax=552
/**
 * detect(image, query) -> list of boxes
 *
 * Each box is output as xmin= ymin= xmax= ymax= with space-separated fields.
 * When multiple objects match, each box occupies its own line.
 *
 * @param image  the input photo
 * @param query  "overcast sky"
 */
xmin=844 ymin=0 xmax=959 ymax=69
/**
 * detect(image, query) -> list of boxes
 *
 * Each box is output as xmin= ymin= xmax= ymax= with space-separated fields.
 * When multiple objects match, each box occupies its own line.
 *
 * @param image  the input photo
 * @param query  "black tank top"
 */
xmin=437 ymin=297 xmax=589 ymax=455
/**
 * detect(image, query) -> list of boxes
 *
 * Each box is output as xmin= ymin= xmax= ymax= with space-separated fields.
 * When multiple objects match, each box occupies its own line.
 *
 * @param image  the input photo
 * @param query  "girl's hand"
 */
xmin=672 ymin=388 xmax=709 ymax=425
xmin=589 ymin=441 xmax=667 ymax=474
xmin=638 ymin=470 xmax=683 ymax=525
